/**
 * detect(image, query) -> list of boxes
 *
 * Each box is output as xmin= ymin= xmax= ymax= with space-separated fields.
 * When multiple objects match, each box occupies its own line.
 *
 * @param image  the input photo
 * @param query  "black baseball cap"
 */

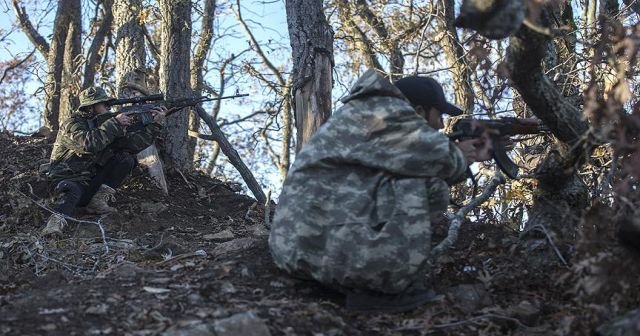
xmin=394 ymin=76 xmax=464 ymax=116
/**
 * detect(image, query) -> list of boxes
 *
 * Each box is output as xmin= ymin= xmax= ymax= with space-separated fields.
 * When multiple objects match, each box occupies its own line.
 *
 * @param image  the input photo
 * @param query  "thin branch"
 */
xmin=142 ymin=25 xmax=161 ymax=64
xmin=264 ymin=188 xmax=272 ymax=229
xmin=0 ymin=48 xmax=35 ymax=84
xmin=83 ymin=0 xmax=113 ymax=88
xmin=530 ymin=224 xmax=570 ymax=268
xmin=218 ymin=110 xmax=267 ymax=127
xmin=16 ymin=188 xmax=109 ymax=255
xmin=234 ymin=0 xmax=286 ymax=87
xmin=432 ymin=171 xmax=506 ymax=258
xmin=191 ymin=0 xmax=216 ymax=93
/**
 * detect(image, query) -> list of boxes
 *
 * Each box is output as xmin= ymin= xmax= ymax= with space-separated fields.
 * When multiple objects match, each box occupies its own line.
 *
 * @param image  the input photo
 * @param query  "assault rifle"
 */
xmin=447 ymin=117 xmax=549 ymax=179
xmin=101 ymin=93 xmax=249 ymax=130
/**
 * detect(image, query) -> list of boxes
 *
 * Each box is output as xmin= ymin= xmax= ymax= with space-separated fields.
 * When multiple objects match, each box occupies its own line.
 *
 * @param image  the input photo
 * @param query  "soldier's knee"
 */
xmin=54 ymin=180 xmax=83 ymax=197
xmin=114 ymin=152 xmax=136 ymax=170
xmin=52 ymin=180 xmax=84 ymax=207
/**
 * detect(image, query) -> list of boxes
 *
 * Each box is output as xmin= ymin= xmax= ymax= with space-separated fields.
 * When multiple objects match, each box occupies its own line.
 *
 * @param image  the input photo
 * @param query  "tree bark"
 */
xmin=286 ymin=0 xmax=334 ymax=152
xmin=159 ymin=0 xmax=193 ymax=169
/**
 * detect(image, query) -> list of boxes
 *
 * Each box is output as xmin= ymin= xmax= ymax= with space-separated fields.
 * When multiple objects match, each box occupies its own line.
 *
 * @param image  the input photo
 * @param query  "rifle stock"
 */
xmin=447 ymin=117 xmax=549 ymax=179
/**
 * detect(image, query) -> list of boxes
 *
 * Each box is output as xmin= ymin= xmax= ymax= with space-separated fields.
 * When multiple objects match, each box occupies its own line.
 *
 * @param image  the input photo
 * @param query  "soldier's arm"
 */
xmin=365 ymin=122 xmax=468 ymax=181
xmin=64 ymin=117 xmax=125 ymax=154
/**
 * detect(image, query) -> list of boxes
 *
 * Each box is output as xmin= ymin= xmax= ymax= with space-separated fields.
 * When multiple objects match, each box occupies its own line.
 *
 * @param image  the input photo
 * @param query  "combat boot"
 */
xmin=42 ymin=214 xmax=67 ymax=236
xmin=85 ymin=184 xmax=117 ymax=214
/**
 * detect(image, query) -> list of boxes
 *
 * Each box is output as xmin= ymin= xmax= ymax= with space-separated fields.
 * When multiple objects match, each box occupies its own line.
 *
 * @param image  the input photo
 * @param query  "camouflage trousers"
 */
xmin=272 ymin=177 xmax=449 ymax=294
xmin=49 ymin=152 xmax=136 ymax=216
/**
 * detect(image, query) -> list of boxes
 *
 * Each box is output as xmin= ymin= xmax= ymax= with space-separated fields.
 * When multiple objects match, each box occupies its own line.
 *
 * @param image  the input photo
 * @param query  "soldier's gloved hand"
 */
xmin=151 ymin=106 xmax=168 ymax=124
xmin=115 ymin=113 xmax=134 ymax=127
xmin=457 ymin=135 xmax=494 ymax=164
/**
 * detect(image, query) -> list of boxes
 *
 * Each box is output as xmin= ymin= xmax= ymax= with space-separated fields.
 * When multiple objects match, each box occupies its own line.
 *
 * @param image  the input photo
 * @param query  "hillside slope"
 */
xmin=0 ymin=131 xmax=638 ymax=335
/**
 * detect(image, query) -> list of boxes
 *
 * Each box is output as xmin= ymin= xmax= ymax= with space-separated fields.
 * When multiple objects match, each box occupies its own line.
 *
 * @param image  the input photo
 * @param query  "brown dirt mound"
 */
xmin=0 ymin=130 xmax=639 ymax=335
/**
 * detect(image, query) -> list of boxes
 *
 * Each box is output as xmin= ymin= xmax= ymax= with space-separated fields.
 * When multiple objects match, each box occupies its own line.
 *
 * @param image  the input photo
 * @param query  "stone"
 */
xmin=211 ymin=238 xmax=258 ymax=259
xmin=446 ymin=283 xmax=493 ymax=314
xmin=203 ymin=229 xmax=235 ymax=241
xmin=214 ymin=311 xmax=271 ymax=336
xmin=140 ymin=201 xmax=168 ymax=215
xmin=596 ymin=308 xmax=640 ymax=336
xmin=507 ymin=300 xmax=540 ymax=326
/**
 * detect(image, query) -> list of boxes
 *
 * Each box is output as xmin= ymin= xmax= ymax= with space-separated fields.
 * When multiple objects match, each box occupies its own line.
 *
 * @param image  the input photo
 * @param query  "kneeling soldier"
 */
xmin=42 ymin=86 xmax=166 ymax=236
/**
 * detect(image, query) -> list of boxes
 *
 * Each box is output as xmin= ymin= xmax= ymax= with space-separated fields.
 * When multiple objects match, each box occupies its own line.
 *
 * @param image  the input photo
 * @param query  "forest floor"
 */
xmin=1 ymin=131 xmax=639 ymax=336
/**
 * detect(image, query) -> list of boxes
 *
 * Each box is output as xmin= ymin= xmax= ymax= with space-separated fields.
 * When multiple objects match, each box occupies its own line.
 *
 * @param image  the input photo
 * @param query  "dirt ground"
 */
xmin=1 ymin=131 xmax=639 ymax=336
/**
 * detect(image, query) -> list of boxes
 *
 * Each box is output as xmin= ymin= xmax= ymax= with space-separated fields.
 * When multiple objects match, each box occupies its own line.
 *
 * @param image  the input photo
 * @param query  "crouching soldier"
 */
xmin=42 ymin=86 xmax=167 ymax=236
xmin=269 ymin=69 xmax=493 ymax=313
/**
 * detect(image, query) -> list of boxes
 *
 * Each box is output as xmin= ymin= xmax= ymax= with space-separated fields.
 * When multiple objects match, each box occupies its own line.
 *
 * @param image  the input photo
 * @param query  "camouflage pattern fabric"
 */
xmin=48 ymin=109 xmax=162 ymax=187
xmin=78 ymin=87 xmax=114 ymax=108
xmin=268 ymin=69 xmax=467 ymax=294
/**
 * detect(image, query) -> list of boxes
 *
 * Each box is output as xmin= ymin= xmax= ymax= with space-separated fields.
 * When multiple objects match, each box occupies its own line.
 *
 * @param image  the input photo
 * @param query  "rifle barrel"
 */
xmin=203 ymin=93 xmax=250 ymax=101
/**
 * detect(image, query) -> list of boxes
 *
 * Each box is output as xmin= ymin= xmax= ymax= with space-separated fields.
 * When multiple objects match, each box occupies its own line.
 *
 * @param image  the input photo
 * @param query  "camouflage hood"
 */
xmin=338 ymin=68 xmax=408 ymax=105
xmin=269 ymin=69 xmax=467 ymax=293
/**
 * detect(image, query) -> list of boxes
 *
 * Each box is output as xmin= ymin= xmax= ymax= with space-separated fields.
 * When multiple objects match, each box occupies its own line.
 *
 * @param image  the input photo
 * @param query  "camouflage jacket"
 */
xmin=269 ymin=69 xmax=468 ymax=292
xmin=48 ymin=110 xmax=162 ymax=185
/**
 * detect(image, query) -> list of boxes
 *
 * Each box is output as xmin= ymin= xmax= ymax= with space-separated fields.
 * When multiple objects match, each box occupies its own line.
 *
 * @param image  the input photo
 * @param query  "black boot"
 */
xmin=345 ymin=288 xmax=438 ymax=314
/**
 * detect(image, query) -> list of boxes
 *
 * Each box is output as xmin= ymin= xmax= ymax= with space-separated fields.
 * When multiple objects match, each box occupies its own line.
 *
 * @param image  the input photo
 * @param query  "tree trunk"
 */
xmin=439 ymin=0 xmax=474 ymax=112
xmin=59 ymin=0 xmax=82 ymax=123
xmin=286 ymin=0 xmax=334 ymax=152
xmin=158 ymin=0 xmax=193 ymax=169
xmin=507 ymin=10 xmax=591 ymax=240
xmin=190 ymin=0 xmax=216 ymax=162
xmin=113 ymin=0 xmax=147 ymax=90
xmin=44 ymin=0 xmax=74 ymax=129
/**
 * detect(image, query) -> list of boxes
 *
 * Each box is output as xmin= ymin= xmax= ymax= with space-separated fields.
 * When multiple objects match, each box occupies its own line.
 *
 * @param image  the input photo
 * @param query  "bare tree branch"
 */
xmin=0 ymin=49 xmax=35 ymax=85
xmin=83 ymin=0 xmax=113 ymax=89
xmin=142 ymin=24 xmax=161 ymax=65
xmin=12 ymin=0 xmax=50 ymax=57
xmin=236 ymin=0 xmax=293 ymax=178
xmin=194 ymin=105 xmax=267 ymax=204
xmin=353 ymin=0 xmax=404 ymax=78
xmin=432 ymin=171 xmax=506 ymax=258
xmin=334 ymin=0 xmax=383 ymax=72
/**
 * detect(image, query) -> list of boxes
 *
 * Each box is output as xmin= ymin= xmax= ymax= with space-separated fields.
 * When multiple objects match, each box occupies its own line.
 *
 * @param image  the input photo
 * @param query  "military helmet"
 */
xmin=78 ymin=86 xmax=114 ymax=108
